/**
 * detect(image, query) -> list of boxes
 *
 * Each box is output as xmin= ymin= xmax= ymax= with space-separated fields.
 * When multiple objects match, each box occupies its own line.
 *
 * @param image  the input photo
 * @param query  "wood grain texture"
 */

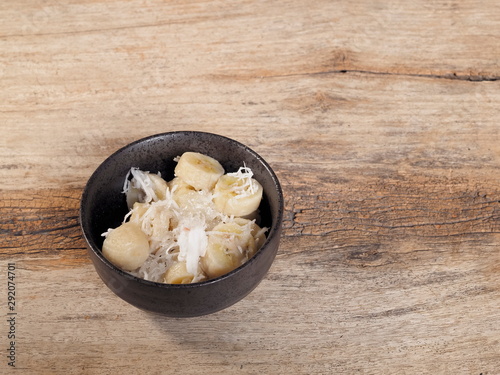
xmin=1 ymin=0 xmax=499 ymax=374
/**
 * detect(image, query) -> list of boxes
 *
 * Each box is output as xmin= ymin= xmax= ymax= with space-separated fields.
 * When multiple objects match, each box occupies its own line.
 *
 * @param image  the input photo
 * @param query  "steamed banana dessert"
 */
xmin=174 ymin=151 xmax=224 ymax=191
xmin=202 ymin=218 xmax=267 ymax=279
xmin=101 ymin=152 xmax=268 ymax=284
xmin=213 ymin=170 xmax=263 ymax=217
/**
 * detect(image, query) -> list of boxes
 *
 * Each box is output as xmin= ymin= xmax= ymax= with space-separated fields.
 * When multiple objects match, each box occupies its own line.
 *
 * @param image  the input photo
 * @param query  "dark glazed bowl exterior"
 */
xmin=80 ymin=131 xmax=284 ymax=317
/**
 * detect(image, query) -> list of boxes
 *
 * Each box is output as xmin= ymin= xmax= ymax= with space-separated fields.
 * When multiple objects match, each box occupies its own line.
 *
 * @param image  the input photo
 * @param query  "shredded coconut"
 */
xmin=227 ymin=165 xmax=258 ymax=198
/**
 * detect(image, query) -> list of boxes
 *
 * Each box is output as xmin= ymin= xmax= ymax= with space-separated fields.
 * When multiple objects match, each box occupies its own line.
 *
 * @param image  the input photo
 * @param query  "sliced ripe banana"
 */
xmin=102 ymin=221 xmax=150 ymax=271
xmin=148 ymin=173 xmax=169 ymax=200
xmin=212 ymin=174 xmax=263 ymax=217
xmin=232 ymin=217 xmax=267 ymax=258
xmin=201 ymin=219 xmax=262 ymax=278
xmin=247 ymin=219 xmax=267 ymax=255
xmin=230 ymin=217 xmax=258 ymax=248
xmin=201 ymin=241 xmax=241 ymax=279
xmin=129 ymin=202 xmax=149 ymax=224
xmin=168 ymin=177 xmax=198 ymax=207
xmin=174 ymin=152 xmax=225 ymax=191
xmin=125 ymin=170 xmax=169 ymax=208
xmin=128 ymin=201 xmax=174 ymax=253
xmin=163 ymin=261 xmax=194 ymax=284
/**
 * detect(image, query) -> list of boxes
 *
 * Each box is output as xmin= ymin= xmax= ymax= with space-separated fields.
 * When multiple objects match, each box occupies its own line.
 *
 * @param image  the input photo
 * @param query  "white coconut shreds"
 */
xmin=123 ymin=168 xmax=158 ymax=203
xmin=176 ymin=220 xmax=208 ymax=280
xmin=226 ymin=165 xmax=258 ymax=198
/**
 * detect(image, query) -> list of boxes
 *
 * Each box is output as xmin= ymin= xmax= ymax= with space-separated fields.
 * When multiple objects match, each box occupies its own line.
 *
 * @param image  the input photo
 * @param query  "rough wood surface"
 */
xmin=1 ymin=0 xmax=499 ymax=374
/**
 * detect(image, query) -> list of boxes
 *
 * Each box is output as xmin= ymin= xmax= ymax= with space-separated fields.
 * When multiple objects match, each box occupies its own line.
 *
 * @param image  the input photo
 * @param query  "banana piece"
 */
xmin=129 ymin=202 xmax=149 ymax=224
xmin=232 ymin=217 xmax=266 ymax=258
xmin=128 ymin=201 xmax=174 ymax=253
xmin=102 ymin=222 xmax=150 ymax=271
xmin=167 ymin=177 xmax=199 ymax=230
xmin=163 ymin=261 xmax=195 ymax=284
xmin=212 ymin=174 xmax=263 ymax=217
xmin=148 ymin=173 xmax=169 ymax=200
xmin=247 ymin=218 xmax=267 ymax=253
xmin=168 ymin=177 xmax=198 ymax=207
xmin=125 ymin=170 xmax=169 ymax=209
xmin=201 ymin=241 xmax=241 ymax=279
xmin=201 ymin=218 xmax=264 ymax=278
xmin=174 ymin=152 xmax=225 ymax=191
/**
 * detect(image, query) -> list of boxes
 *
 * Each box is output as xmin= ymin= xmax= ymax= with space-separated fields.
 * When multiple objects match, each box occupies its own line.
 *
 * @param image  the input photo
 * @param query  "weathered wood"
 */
xmin=1 ymin=0 xmax=499 ymax=373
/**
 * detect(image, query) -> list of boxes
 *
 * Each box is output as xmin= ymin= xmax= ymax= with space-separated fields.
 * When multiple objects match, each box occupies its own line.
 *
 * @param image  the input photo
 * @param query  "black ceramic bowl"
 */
xmin=80 ymin=131 xmax=283 ymax=317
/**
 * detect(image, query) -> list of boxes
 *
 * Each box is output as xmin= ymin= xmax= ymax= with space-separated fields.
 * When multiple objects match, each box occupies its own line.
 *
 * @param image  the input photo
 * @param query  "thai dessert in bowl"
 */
xmin=102 ymin=151 xmax=268 ymax=284
xmin=80 ymin=131 xmax=283 ymax=317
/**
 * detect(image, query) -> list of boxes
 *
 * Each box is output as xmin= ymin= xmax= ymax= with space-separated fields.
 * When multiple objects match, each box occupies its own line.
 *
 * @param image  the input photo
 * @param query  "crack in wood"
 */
xmin=247 ymin=69 xmax=500 ymax=82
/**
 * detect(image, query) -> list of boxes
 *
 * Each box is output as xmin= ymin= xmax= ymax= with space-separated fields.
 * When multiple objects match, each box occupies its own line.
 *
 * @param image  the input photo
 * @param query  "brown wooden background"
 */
xmin=1 ymin=0 xmax=499 ymax=374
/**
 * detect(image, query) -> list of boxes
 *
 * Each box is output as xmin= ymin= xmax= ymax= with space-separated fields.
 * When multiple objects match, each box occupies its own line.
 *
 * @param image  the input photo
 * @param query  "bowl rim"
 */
xmin=80 ymin=130 xmax=284 ymax=289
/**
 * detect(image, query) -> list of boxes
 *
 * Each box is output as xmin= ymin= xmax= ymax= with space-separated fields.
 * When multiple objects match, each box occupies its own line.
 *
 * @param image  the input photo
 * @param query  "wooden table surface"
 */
xmin=1 ymin=1 xmax=499 ymax=374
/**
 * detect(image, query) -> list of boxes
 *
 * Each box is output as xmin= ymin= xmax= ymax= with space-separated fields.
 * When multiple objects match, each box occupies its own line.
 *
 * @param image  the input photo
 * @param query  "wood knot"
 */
xmin=345 ymin=245 xmax=386 ymax=267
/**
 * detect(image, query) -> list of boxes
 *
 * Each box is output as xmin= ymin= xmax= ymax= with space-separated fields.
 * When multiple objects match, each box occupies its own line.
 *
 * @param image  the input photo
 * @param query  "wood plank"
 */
xmin=0 ymin=0 xmax=499 ymax=373
xmin=2 ymin=163 xmax=499 ymax=372
xmin=1 ymin=73 xmax=499 ymax=189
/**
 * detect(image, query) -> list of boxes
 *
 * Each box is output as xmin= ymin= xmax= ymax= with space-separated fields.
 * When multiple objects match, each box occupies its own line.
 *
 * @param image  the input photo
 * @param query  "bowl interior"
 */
xmin=80 ymin=131 xmax=283 ymax=284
